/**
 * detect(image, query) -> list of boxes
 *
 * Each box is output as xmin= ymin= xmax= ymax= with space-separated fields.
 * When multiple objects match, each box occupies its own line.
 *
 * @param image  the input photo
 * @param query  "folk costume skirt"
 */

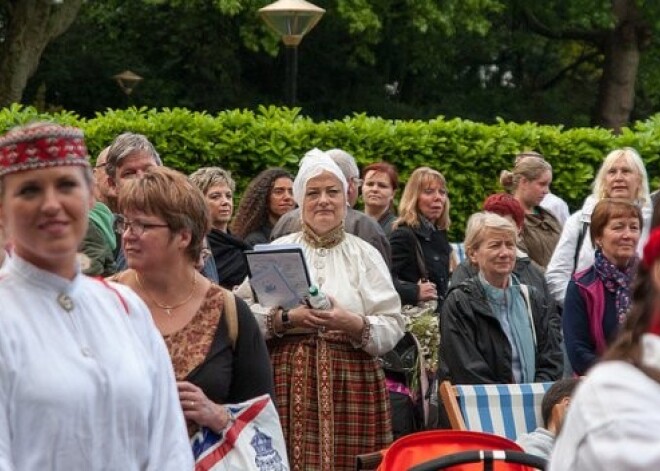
xmin=268 ymin=333 xmax=392 ymax=471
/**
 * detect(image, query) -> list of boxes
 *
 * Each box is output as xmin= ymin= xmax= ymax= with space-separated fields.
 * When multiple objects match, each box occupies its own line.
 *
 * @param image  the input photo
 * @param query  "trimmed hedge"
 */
xmin=2 ymin=104 xmax=659 ymax=241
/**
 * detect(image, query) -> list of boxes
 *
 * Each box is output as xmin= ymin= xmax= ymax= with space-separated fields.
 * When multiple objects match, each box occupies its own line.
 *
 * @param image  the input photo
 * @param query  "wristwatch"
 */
xmin=281 ymin=308 xmax=292 ymax=329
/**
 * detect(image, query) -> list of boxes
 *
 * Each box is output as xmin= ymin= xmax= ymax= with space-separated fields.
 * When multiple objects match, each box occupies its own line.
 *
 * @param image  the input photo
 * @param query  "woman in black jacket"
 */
xmin=451 ymin=193 xmax=555 ymax=311
xmin=390 ymin=167 xmax=452 ymax=312
xmin=189 ymin=166 xmax=252 ymax=289
xmin=440 ymin=212 xmax=563 ymax=385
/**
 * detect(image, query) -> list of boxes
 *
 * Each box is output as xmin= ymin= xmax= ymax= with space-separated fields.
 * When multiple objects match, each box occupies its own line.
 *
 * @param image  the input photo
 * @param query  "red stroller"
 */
xmin=362 ymin=430 xmax=546 ymax=471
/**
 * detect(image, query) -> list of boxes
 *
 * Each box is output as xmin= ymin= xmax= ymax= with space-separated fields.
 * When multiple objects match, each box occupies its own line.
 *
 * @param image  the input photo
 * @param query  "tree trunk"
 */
xmin=0 ymin=0 xmax=83 ymax=107
xmin=593 ymin=0 xmax=651 ymax=133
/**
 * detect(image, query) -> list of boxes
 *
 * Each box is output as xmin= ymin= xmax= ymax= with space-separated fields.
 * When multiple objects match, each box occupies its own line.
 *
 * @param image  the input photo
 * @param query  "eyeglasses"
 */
xmin=114 ymin=216 xmax=169 ymax=236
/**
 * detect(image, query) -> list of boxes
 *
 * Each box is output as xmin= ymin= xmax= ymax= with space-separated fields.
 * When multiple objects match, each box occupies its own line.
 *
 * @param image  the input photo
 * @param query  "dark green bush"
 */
xmin=2 ymin=104 xmax=659 ymax=241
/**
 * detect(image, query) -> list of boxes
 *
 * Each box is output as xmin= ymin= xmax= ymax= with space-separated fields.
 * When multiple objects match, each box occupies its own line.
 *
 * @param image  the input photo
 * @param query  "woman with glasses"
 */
xmin=0 ymin=123 xmax=193 ymax=469
xmin=549 ymin=227 xmax=660 ymax=470
xmin=563 ymin=199 xmax=642 ymax=375
xmin=110 ymin=166 xmax=274 ymax=440
xmin=231 ymin=168 xmax=295 ymax=246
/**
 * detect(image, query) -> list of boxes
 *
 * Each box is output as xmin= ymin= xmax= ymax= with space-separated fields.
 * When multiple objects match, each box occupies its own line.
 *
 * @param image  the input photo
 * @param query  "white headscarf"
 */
xmin=292 ymin=148 xmax=348 ymax=207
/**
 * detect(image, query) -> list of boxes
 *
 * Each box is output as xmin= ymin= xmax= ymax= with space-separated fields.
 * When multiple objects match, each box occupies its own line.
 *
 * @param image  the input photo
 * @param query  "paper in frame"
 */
xmin=244 ymin=245 xmax=311 ymax=309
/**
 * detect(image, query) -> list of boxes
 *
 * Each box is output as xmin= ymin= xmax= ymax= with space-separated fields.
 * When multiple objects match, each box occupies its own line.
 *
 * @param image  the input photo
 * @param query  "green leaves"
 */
xmin=3 ymin=104 xmax=659 ymax=240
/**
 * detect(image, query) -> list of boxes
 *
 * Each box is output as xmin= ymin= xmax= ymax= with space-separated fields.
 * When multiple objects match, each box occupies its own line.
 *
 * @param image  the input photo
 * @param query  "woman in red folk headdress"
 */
xmin=0 ymin=123 xmax=192 ymax=470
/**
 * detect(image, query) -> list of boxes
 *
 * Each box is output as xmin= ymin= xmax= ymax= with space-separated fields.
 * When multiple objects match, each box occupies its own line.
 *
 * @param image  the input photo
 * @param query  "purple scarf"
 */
xmin=594 ymin=248 xmax=637 ymax=325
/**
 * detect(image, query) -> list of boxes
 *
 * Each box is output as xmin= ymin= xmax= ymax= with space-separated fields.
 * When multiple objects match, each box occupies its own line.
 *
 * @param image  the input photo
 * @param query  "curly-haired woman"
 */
xmin=231 ymin=168 xmax=294 ymax=246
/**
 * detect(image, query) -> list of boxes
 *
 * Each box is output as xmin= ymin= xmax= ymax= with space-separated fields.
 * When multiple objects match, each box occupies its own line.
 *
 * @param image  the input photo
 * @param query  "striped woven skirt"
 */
xmin=268 ymin=333 xmax=392 ymax=471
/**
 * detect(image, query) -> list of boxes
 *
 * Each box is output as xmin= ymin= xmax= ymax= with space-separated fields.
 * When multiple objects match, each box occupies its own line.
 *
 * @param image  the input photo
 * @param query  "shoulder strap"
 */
xmin=221 ymin=287 xmax=238 ymax=351
xmin=573 ymin=221 xmax=589 ymax=274
xmin=519 ymin=284 xmax=537 ymax=347
xmin=408 ymin=226 xmax=429 ymax=281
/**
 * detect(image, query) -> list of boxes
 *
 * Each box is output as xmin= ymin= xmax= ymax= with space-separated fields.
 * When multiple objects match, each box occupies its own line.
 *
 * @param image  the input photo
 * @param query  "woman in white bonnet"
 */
xmin=245 ymin=148 xmax=405 ymax=471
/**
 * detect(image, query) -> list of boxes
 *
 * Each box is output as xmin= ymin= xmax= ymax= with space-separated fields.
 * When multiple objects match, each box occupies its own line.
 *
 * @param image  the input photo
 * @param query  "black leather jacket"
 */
xmin=390 ymin=221 xmax=451 ymax=310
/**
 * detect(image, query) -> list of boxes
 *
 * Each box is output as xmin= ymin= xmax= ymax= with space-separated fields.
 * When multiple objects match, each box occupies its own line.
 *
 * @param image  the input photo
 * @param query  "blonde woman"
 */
xmin=546 ymin=148 xmax=651 ymax=307
xmin=390 ymin=167 xmax=452 ymax=311
xmin=500 ymin=152 xmax=562 ymax=269
xmin=440 ymin=212 xmax=562 ymax=384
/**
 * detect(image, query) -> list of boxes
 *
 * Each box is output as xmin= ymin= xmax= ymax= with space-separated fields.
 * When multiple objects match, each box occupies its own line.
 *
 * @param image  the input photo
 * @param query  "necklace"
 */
xmin=135 ymin=270 xmax=198 ymax=316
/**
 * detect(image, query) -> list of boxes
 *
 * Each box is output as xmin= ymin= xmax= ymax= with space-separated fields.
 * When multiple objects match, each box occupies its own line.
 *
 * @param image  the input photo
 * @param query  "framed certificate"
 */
xmin=244 ymin=244 xmax=311 ymax=308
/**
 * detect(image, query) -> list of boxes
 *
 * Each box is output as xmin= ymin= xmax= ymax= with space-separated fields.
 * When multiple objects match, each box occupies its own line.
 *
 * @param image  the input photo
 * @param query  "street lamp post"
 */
xmin=258 ymin=0 xmax=325 ymax=105
xmin=113 ymin=70 xmax=143 ymax=96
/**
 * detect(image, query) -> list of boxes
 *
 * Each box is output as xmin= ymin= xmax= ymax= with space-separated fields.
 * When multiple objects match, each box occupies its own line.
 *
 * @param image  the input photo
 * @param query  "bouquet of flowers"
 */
xmin=401 ymin=303 xmax=440 ymax=373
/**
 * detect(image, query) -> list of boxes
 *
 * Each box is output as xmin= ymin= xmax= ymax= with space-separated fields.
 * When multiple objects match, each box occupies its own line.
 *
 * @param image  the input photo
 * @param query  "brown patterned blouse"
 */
xmin=163 ymin=284 xmax=225 ymax=380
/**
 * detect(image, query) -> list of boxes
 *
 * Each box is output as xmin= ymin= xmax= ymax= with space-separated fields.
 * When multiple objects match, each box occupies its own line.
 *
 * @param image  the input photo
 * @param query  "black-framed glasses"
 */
xmin=114 ymin=215 xmax=169 ymax=236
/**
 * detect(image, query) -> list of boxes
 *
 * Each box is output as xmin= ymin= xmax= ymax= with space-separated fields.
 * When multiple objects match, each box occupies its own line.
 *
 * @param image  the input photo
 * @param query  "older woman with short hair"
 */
xmin=110 ymin=167 xmax=274 ymax=438
xmin=563 ymin=199 xmax=642 ymax=375
xmin=242 ymin=148 xmax=404 ymax=471
xmin=547 ymin=147 xmax=652 ymax=306
xmin=189 ymin=166 xmax=251 ymax=289
xmin=451 ymin=193 xmax=549 ymax=298
xmin=549 ymin=227 xmax=660 ymax=470
xmin=440 ymin=212 xmax=563 ymax=385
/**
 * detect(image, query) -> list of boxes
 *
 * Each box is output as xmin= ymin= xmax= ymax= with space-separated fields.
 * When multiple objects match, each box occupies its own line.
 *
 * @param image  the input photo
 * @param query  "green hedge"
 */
xmin=2 ymin=104 xmax=659 ymax=241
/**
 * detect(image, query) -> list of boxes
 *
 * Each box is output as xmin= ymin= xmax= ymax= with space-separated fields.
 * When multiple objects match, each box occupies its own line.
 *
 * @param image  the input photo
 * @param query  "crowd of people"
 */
xmin=0 ymin=121 xmax=658 ymax=470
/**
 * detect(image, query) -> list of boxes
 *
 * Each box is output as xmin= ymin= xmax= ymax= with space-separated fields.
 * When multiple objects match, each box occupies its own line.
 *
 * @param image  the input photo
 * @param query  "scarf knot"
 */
xmin=594 ymin=248 xmax=637 ymax=325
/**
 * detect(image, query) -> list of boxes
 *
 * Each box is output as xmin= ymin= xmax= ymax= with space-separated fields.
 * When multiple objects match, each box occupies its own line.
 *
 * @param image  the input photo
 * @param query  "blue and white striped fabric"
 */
xmin=450 ymin=242 xmax=466 ymax=264
xmin=455 ymin=382 xmax=554 ymax=441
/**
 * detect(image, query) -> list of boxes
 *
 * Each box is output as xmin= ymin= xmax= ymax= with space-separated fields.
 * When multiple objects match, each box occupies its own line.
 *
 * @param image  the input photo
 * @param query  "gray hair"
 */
xmin=189 ymin=166 xmax=236 ymax=195
xmin=464 ymin=211 xmax=517 ymax=257
xmin=326 ymin=148 xmax=359 ymax=180
xmin=592 ymin=147 xmax=650 ymax=205
xmin=105 ymin=132 xmax=161 ymax=179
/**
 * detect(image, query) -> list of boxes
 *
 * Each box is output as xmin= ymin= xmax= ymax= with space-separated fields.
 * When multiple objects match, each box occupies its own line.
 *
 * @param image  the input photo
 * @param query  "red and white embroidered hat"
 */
xmin=0 ymin=122 xmax=90 ymax=178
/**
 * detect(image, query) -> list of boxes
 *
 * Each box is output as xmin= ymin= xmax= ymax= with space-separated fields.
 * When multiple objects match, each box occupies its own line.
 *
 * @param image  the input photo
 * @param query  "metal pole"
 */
xmin=285 ymin=45 xmax=298 ymax=106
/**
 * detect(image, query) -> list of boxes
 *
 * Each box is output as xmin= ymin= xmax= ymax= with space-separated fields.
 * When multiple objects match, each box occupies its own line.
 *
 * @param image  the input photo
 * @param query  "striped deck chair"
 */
xmin=450 ymin=242 xmax=467 ymax=264
xmin=439 ymin=381 xmax=554 ymax=442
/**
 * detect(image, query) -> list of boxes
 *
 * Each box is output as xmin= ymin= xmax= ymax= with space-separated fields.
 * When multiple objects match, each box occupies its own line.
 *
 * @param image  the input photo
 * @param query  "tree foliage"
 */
xmin=0 ymin=0 xmax=83 ymax=106
xmin=8 ymin=0 xmax=660 ymax=130
xmin=5 ymin=104 xmax=659 ymax=240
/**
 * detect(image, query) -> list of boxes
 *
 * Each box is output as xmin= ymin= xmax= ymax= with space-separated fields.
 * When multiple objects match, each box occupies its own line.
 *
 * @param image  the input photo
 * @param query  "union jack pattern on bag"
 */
xmin=192 ymin=394 xmax=290 ymax=471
